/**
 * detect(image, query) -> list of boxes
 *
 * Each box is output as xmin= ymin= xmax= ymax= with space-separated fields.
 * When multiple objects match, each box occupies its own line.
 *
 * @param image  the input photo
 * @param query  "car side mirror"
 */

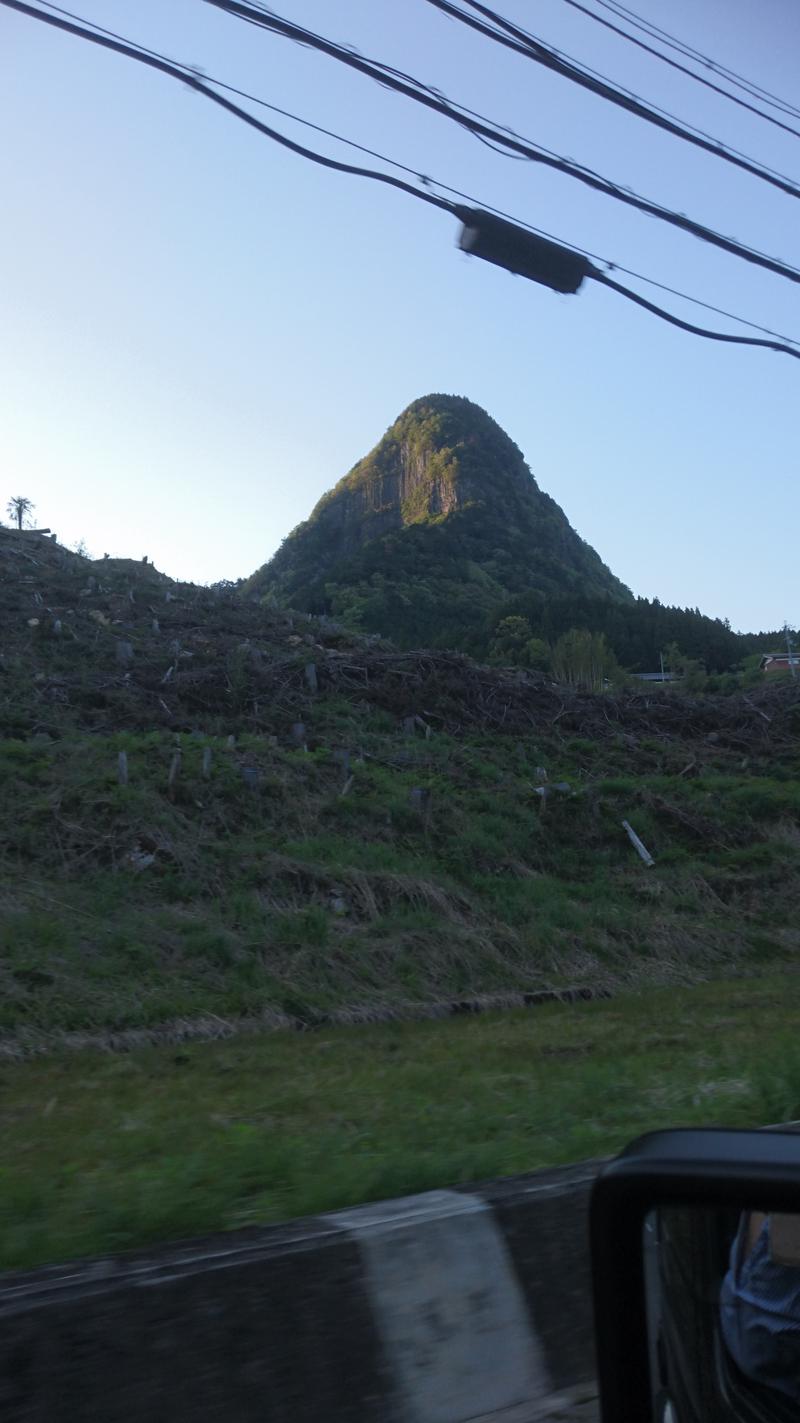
xmin=590 ymin=1128 xmax=800 ymax=1422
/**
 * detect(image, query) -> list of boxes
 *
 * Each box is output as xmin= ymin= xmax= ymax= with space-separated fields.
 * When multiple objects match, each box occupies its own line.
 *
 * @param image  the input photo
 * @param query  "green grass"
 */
xmin=1 ymin=974 xmax=799 ymax=1272
xmin=1 ymin=728 xmax=798 ymax=1043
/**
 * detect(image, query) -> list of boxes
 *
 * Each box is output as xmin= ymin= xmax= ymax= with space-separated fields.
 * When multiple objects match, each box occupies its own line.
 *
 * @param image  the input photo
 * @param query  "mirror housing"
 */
xmin=590 ymin=1128 xmax=800 ymax=1422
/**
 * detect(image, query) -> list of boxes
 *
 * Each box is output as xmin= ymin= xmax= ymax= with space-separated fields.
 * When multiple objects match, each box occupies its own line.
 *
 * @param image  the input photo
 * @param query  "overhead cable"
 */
xmin=4 ymin=0 xmax=799 ymax=360
xmin=591 ymin=0 xmax=800 ymax=123
xmin=424 ymin=0 xmax=800 ymax=198
xmin=554 ymin=0 xmax=800 ymax=142
xmin=31 ymin=0 xmax=800 ymax=350
xmin=0 ymin=0 xmax=453 ymax=213
xmin=205 ymin=0 xmax=800 ymax=288
xmin=457 ymin=208 xmax=800 ymax=358
xmin=591 ymin=271 xmax=800 ymax=356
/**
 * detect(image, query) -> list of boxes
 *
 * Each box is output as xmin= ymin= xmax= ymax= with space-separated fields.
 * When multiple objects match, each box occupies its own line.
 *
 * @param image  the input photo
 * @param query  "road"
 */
xmin=477 ymin=1387 xmax=599 ymax=1421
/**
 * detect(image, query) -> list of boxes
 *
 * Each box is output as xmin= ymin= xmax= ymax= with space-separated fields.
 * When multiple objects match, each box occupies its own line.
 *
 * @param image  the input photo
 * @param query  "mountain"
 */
xmin=246 ymin=395 xmax=632 ymax=649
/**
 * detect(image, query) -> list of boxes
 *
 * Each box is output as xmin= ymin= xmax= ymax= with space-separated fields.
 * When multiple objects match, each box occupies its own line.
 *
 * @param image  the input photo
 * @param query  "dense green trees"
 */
xmin=483 ymin=589 xmax=755 ymax=673
xmin=489 ymin=616 xmax=550 ymax=669
xmin=550 ymin=629 xmax=622 ymax=690
xmin=481 ymin=600 xmax=794 ymax=684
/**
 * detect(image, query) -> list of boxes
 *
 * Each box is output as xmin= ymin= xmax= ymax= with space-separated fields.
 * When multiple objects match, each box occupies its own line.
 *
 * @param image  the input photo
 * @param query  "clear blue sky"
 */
xmin=2 ymin=0 xmax=798 ymax=632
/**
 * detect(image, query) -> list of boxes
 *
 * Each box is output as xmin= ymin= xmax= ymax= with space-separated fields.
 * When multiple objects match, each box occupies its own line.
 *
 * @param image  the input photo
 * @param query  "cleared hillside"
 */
xmin=1 ymin=527 xmax=799 ymax=1057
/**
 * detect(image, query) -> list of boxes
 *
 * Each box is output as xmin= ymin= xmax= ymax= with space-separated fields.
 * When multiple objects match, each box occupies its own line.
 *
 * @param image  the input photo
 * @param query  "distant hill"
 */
xmin=245 ymin=395 xmax=632 ymax=649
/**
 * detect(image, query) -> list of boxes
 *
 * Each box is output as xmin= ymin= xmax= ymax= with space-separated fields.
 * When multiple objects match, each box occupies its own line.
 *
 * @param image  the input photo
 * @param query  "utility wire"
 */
xmin=457 ymin=207 xmax=800 ymax=350
xmin=0 ymin=0 xmax=454 ymax=214
xmin=30 ymin=0 xmax=800 ymax=350
xmin=425 ymin=0 xmax=800 ymax=198
xmin=4 ymin=0 xmax=799 ymax=360
xmin=591 ymin=0 xmax=800 ymax=124
xmin=554 ymin=0 xmax=800 ymax=142
xmin=591 ymin=271 xmax=799 ymax=357
xmin=206 ymin=0 xmax=800 ymax=288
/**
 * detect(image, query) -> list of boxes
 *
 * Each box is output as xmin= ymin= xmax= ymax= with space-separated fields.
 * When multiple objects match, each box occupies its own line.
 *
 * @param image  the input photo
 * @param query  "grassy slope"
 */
xmin=2 ymin=975 xmax=799 ymax=1271
xmin=2 ymin=718 xmax=799 ymax=1051
xmin=2 ymin=530 xmax=800 ymax=1272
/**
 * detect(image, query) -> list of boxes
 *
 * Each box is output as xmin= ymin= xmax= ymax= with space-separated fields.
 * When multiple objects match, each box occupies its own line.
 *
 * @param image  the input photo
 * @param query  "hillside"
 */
xmin=245 ymin=395 xmax=632 ymax=649
xmin=1 ymin=524 xmax=799 ymax=1059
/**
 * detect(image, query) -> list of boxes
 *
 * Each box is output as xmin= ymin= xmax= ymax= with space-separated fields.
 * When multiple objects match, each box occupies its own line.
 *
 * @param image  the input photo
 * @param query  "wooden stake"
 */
xmin=409 ymin=786 xmax=430 ymax=816
xmin=168 ymin=751 xmax=181 ymax=800
xmin=117 ymin=751 xmax=128 ymax=786
xmin=622 ymin=819 xmax=655 ymax=867
xmin=333 ymin=748 xmax=351 ymax=777
xmin=202 ymin=747 xmax=213 ymax=779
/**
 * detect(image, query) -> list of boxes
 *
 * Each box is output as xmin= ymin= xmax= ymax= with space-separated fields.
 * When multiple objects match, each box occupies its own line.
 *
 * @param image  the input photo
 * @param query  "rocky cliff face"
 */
xmin=246 ymin=395 xmax=630 ymax=647
xmin=296 ymin=404 xmax=476 ymax=550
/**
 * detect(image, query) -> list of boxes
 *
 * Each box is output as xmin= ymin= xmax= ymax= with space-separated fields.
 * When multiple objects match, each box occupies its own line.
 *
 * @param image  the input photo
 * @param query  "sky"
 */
xmin=2 ymin=0 xmax=798 ymax=633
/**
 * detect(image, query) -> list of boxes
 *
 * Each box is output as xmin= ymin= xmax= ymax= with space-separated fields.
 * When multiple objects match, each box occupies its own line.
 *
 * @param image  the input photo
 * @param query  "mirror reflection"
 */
xmin=647 ymin=1207 xmax=800 ymax=1422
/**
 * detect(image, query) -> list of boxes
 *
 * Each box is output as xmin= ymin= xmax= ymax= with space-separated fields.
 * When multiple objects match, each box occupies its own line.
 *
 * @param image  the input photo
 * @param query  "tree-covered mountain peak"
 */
xmin=246 ymin=395 xmax=631 ymax=648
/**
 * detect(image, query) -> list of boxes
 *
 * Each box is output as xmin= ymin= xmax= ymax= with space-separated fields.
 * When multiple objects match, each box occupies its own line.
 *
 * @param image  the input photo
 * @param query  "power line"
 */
xmin=424 ymin=0 xmax=800 ymax=199
xmin=206 ymin=0 xmax=800 ymax=288
xmin=0 ymin=0 xmax=454 ymax=213
xmin=31 ymin=1 xmax=800 ymax=350
xmin=554 ymin=0 xmax=800 ymax=142
xmin=591 ymin=270 xmax=800 ymax=357
xmin=4 ymin=0 xmax=799 ymax=361
xmin=456 ymin=206 xmax=800 ymax=350
xmin=591 ymin=0 xmax=800 ymax=124
xmin=458 ymin=208 xmax=800 ymax=358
